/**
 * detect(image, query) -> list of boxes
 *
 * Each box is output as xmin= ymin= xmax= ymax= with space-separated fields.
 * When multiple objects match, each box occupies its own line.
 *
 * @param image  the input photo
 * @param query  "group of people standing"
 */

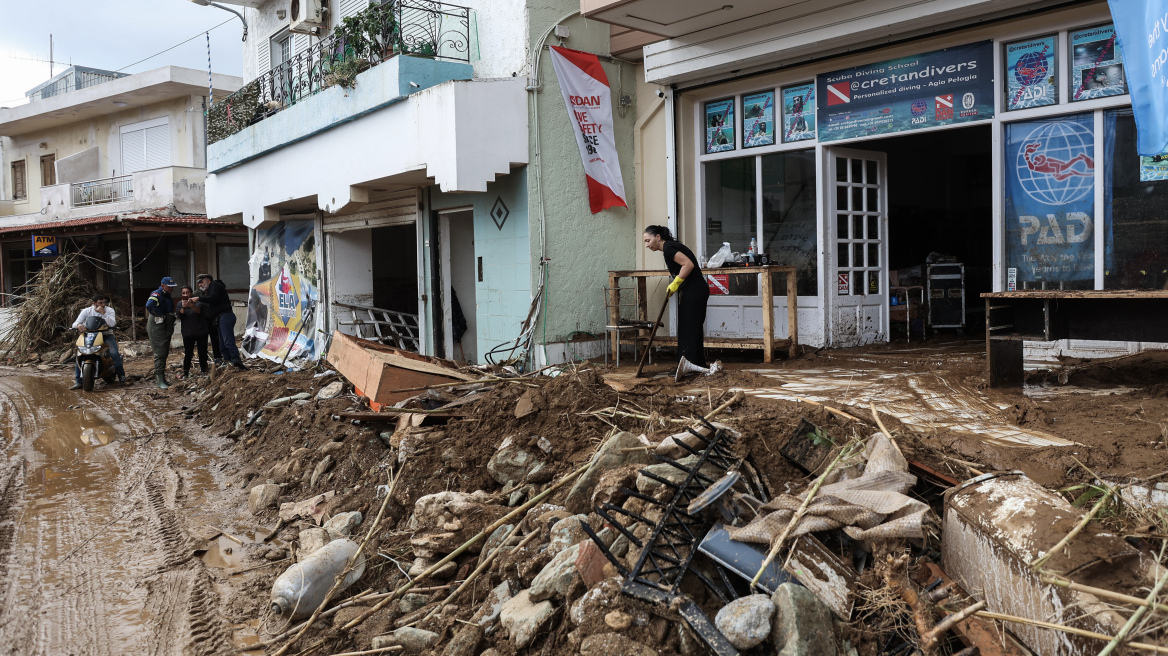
xmin=70 ymin=273 xmax=245 ymax=390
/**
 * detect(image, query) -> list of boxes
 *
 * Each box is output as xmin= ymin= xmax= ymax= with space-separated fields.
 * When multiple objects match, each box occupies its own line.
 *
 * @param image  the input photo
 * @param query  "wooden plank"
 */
xmin=786 ymin=269 xmax=799 ymax=359
xmin=637 ymin=336 xmax=793 ymax=351
xmin=984 ymin=290 xmax=1168 ymax=299
xmin=609 ymin=271 xmax=621 ymax=361
xmin=636 ymin=277 xmax=648 ymax=324
xmin=327 ymin=331 xmax=474 ymax=408
xmin=761 ymin=268 xmax=774 ymax=364
xmin=921 ymin=563 xmax=1031 ymax=656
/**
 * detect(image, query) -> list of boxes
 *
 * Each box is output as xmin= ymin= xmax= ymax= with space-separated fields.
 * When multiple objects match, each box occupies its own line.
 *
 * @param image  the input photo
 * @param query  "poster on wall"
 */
xmin=242 ymin=220 xmax=323 ymax=367
xmin=781 ymin=83 xmax=816 ymax=142
xmin=547 ymin=46 xmax=628 ymax=214
xmin=816 ymin=41 xmax=995 ymax=142
xmin=1004 ymin=36 xmax=1058 ymax=111
xmin=1070 ymin=24 xmax=1128 ymax=101
xmin=741 ymin=91 xmax=776 ymax=148
xmin=1141 ymin=152 xmax=1168 ymax=181
xmin=1004 ymin=114 xmax=1096 ymax=284
xmin=705 ymin=98 xmax=736 ymax=153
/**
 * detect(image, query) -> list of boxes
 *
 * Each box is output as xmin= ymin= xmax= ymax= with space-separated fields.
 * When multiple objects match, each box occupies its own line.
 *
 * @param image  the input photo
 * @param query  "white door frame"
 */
xmin=437 ymin=207 xmax=473 ymax=359
xmin=825 ymin=147 xmax=889 ymax=346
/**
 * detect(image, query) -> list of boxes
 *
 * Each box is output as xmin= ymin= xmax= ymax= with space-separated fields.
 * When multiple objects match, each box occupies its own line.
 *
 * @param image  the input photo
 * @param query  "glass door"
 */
xmin=828 ymin=148 xmax=888 ymax=346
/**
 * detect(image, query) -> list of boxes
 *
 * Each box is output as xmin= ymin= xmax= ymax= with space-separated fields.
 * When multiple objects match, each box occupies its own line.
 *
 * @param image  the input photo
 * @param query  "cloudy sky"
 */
xmin=0 ymin=0 xmax=245 ymax=107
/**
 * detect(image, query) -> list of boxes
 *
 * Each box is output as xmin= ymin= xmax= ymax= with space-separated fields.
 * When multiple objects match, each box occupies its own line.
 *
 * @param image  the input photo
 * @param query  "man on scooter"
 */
xmin=70 ymin=293 xmax=125 ymax=389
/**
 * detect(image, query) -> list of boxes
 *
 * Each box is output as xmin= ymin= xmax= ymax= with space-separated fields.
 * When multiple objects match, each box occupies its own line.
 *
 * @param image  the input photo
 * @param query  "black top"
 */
xmin=662 ymin=241 xmax=705 ymax=292
xmin=178 ymin=301 xmax=210 ymax=337
xmin=199 ymin=280 xmax=232 ymax=319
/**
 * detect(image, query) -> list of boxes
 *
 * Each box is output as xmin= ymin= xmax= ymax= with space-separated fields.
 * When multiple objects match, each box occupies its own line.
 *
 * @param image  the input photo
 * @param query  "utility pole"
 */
xmin=49 ymin=35 xmax=53 ymax=77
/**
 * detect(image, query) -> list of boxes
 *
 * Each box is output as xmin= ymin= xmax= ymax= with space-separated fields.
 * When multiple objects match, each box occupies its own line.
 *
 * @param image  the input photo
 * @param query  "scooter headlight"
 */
xmin=78 ymin=346 xmax=99 ymax=355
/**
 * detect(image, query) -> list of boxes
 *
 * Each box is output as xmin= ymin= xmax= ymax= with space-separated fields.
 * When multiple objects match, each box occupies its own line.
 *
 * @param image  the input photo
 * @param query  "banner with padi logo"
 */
xmin=1004 ymin=114 xmax=1096 ymax=283
xmin=816 ymin=41 xmax=995 ymax=142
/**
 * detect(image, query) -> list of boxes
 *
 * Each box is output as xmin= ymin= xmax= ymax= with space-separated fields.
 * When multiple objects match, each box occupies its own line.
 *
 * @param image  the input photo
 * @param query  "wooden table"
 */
xmin=983 ymin=290 xmax=1168 ymax=386
xmin=608 ymin=265 xmax=799 ymax=363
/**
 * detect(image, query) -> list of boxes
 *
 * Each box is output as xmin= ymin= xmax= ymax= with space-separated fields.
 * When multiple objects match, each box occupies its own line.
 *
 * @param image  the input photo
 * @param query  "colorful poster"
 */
xmin=548 ymin=46 xmax=628 ymax=214
xmin=1070 ymin=24 xmax=1127 ymax=101
xmin=1140 ymin=152 xmax=1168 ymax=180
xmin=781 ymin=83 xmax=815 ymax=142
xmin=1005 ymin=36 xmax=1058 ymax=111
xmin=741 ymin=91 xmax=775 ymax=148
xmin=1005 ymin=115 xmax=1096 ymax=283
xmin=242 ymin=220 xmax=323 ymax=367
xmin=705 ymin=98 xmax=735 ymax=153
xmin=816 ymin=41 xmax=995 ymax=142
xmin=1107 ymin=0 xmax=1168 ymax=155
xmin=707 ymin=274 xmax=729 ymax=295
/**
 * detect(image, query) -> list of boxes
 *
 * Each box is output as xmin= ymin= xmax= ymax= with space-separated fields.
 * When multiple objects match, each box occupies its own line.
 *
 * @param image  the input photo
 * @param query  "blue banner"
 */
xmin=1108 ymin=0 xmax=1168 ymax=155
xmin=816 ymin=41 xmax=994 ymax=142
xmin=1005 ymin=114 xmax=1095 ymax=283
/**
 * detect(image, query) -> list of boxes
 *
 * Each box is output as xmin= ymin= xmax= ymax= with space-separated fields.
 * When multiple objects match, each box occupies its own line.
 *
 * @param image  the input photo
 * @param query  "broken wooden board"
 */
xmin=327 ymin=330 xmax=475 ymax=409
xmin=783 ymin=534 xmax=857 ymax=621
xmin=921 ymin=563 xmax=1031 ymax=656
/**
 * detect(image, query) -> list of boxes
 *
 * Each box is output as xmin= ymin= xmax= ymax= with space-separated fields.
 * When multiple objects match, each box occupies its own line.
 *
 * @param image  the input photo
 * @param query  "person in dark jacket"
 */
xmin=642 ymin=225 xmax=722 ymax=381
xmin=144 ymin=277 xmax=177 ymax=388
xmin=193 ymin=273 xmax=246 ymax=370
xmin=177 ymin=285 xmax=209 ymax=378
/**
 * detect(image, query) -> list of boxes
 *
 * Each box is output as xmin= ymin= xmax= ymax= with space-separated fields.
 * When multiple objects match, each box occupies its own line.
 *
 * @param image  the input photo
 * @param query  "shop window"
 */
xmin=703 ymin=157 xmax=756 ymax=294
xmin=1104 ymin=109 xmax=1168 ymax=290
xmin=1003 ymin=113 xmax=1095 ymax=290
xmin=218 ymin=243 xmax=250 ymax=291
xmin=762 ymin=150 xmax=817 ymax=295
xmin=40 ymin=154 xmax=56 ymax=186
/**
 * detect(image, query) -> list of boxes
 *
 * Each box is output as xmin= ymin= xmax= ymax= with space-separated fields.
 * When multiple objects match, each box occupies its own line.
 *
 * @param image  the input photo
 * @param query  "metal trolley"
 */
xmin=927 ymin=262 xmax=965 ymax=329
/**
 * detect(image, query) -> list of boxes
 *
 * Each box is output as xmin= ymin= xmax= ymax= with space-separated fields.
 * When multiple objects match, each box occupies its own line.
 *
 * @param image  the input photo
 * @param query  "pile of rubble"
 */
xmin=179 ymin=333 xmax=1168 ymax=656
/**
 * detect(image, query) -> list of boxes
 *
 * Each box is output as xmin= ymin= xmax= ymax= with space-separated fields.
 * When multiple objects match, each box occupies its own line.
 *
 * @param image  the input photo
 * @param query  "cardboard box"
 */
xmin=326 ymin=330 xmax=475 ymax=408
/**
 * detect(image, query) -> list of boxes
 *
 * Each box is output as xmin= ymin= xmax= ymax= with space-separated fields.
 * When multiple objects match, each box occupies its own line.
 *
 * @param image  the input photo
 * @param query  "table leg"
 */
xmin=786 ymin=270 xmax=798 ymax=359
xmin=761 ymin=270 xmax=774 ymax=363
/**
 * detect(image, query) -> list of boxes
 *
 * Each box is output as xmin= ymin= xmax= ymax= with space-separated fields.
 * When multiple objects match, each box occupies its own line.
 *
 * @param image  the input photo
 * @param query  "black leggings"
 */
xmin=676 ymin=283 xmax=709 ymax=367
xmin=184 ymin=334 xmax=209 ymax=373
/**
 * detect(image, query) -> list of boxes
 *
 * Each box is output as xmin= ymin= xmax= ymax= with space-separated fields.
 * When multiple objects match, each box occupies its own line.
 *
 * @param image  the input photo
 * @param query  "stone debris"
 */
xmin=714 ymin=594 xmax=775 ymax=650
xmin=247 ymin=483 xmax=280 ymax=514
xmin=500 ymin=590 xmax=554 ymax=648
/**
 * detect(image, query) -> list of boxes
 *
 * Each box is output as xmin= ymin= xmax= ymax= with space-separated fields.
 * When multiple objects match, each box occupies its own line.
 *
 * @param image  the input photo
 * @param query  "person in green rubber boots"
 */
xmin=145 ymin=276 xmax=177 ymax=389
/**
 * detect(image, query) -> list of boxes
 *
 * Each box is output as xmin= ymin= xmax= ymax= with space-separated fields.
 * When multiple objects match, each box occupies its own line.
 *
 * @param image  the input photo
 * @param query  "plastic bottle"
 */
xmin=270 ymin=539 xmax=366 ymax=619
xmin=748 ymin=238 xmax=757 ymax=264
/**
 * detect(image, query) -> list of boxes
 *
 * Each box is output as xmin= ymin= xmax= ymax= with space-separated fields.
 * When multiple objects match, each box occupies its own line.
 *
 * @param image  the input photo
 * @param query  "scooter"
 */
xmin=75 ymin=315 xmax=117 ymax=392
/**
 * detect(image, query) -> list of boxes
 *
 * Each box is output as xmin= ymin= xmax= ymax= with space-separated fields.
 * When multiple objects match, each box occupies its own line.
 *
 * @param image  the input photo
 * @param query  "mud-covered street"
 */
xmin=0 ymin=372 xmax=244 ymax=656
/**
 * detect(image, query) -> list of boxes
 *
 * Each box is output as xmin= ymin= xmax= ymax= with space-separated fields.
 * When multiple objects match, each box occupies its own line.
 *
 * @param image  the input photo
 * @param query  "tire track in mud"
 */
xmin=0 ymin=375 xmax=231 ymax=656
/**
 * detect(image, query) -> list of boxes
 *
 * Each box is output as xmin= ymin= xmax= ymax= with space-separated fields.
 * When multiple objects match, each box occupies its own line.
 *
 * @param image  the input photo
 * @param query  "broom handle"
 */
xmin=634 ymin=293 xmax=671 ymax=378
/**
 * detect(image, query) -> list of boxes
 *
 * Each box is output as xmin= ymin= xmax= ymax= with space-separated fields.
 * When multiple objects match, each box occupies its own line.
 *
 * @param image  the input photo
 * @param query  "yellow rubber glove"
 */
xmin=667 ymin=275 xmax=685 ymax=295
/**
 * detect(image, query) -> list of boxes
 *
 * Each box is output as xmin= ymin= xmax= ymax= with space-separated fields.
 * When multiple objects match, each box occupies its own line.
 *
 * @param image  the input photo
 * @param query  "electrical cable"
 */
xmin=115 ymin=17 xmax=235 ymax=72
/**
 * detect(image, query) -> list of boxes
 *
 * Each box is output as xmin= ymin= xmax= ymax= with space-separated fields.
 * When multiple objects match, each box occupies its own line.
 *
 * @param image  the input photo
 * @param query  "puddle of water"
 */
xmin=202 ymin=534 xmax=246 ymax=568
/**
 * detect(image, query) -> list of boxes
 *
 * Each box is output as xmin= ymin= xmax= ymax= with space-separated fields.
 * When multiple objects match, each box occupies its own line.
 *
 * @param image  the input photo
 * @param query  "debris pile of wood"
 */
xmin=3 ymin=252 xmax=98 ymax=357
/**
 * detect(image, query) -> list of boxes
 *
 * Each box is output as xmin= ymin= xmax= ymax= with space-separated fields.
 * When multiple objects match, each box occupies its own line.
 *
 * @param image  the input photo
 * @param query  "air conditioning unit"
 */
xmin=289 ymin=0 xmax=326 ymax=35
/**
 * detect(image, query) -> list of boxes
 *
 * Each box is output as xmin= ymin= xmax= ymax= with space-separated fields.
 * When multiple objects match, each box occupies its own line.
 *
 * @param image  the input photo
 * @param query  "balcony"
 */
xmin=72 ymin=175 xmax=133 ymax=207
xmin=0 ymin=167 xmax=208 ymax=229
xmin=208 ymin=0 xmax=477 ymax=146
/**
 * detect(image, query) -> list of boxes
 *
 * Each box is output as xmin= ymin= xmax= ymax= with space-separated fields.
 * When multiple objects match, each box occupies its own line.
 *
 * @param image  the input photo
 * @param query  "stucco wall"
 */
xmin=526 ymin=0 xmax=638 ymax=345
xmin=0 ymin=95 xmax=206 ymax=213
xmin=431 ymin=169 xmax=530 ymax=361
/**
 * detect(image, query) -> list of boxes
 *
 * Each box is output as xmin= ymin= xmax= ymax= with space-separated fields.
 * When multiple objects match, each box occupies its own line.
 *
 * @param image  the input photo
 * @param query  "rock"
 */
xmin=715 ymin=594 xmax=775 ymax=650
xmin=529 ymin=542 xmax=582 ymax=601
xmin=371 ymin=627 xmax=439 ymax=654
xmin=471 ymin=580 xmax=514 ymax=626
xmin=772 ymin=582 xmax=838 ymax=656
xmin=508 ymin=487 xmax=528 ymax=507
xmin=324 ymin=511 xmax=363 ymax=537
xmin=579 ymin=632 xmax=657 ymax=656
xmin=297 ymin=527 xmax=331 ymax=559
xmin=565 ymin=432 xmax=656 ymax=513
xmin=569 ymin=579 xmax=623 ymax=626
xmin=36 ymin=364 xmax=51 ymax=371
xmin=478 ymin=524 xmax=514 ymax=567
xmin=480 ymin=650 xmax=500 ymax=656
xmin=264 ymin=546 xmax=288 ymax=560
xmin=500 ymin=589 xmax=554 ymax=648
xmin=488 ymin=439 xmax=542 ymax=486
xmin=317 ymin=380 xmax=345 ymax=399
xmin=442 ymin=622 xmax=483 ymax=656
xmin=547 ymin=514 xmax=590 ymax=557
xmin=575 ymin=539 xmax=612 ymax=588
xmin=310 ymin=455 xmax=335 ymax=487
xmin=605 ymin=610 xmax=632 ymax=630
xmin=321 ymin=440 xmax=347 ymax=456
xmin=514 ymin=389 xmax=539 ymax=418
xmin=636 ymin=454 xmax=720 ymax=495
xmin=59 ymin=350 xmax=73 ymax=364
xmin=407 ymin=556 xmax=454 ymax=579
xmin=398 ymin=593 xmax=428 ymax=614
xmin=247 ymin=483 xmax=281 ymax=514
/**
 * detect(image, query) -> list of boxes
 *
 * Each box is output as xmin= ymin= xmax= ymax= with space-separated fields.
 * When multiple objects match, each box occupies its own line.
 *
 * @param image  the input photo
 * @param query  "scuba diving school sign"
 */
xmin=1005 ymin=114 xmax=1096 ymax=284
xmin=242 ymin=220 xmax=322 ymax=367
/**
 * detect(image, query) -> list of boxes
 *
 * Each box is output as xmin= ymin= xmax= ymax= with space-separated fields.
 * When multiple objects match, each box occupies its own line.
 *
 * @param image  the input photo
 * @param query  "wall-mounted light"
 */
xmin=113 ymin=101 xmax=128 ymax=107
xmin=277 ymin=9 xmax=286 ymax=20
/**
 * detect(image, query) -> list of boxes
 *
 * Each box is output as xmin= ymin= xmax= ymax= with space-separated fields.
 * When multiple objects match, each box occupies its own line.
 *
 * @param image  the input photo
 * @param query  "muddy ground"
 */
xmin=1 ymin=336 xmax=1166 ymax=655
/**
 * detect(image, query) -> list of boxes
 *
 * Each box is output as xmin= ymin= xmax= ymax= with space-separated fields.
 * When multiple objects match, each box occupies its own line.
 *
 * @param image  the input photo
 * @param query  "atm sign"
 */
xmin=32 ymin=235 xmax=58 ymax=257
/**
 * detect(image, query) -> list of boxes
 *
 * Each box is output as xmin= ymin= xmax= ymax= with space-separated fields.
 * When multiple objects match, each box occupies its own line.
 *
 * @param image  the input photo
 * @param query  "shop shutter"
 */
xmin=144 ymin=125 xmax=170 ymax=170
xmin=40 ymin=154 xmax=56 ymax=186
xmin=12 ymin=160 xmax=26 ymax=199
xmin=121 ymin=129 xmax=146 ymax=175
xmin=337 ymin=0 xmax=368 ymax=21
xmin=322 ymin=189 xmax=419 ymax=233
xmin=258 ymin=36 xmax=271 ymax=74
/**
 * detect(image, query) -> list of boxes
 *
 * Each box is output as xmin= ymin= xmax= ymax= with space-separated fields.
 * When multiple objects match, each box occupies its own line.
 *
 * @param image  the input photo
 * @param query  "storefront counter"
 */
xmin=984 ymin=290 xmax=1168 ymax=386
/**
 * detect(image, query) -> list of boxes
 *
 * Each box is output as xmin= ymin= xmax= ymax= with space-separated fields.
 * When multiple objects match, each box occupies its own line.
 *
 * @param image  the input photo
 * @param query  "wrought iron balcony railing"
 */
xmin=71 ymin=175 xmax=133 ymax=207
xmin=207 ymin=0 xmax=475 ymax=145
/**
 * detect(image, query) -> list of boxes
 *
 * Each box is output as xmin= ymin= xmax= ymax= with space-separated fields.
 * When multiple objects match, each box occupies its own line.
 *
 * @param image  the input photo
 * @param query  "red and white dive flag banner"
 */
xmin=548 ymin=45 xmax=628 ymax=214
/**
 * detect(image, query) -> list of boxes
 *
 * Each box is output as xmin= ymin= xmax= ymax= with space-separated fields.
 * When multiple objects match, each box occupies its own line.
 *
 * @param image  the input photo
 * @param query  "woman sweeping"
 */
xmin=642 ymin=225 xmax=722 ymax=381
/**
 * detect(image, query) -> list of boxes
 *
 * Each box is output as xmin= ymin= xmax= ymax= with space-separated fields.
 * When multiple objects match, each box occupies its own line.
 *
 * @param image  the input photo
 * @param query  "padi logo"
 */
xmin=910 ymin=98 xmax=928 ymax=125
xmin=1016 ymin=121 xmax=1094 ymax=206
